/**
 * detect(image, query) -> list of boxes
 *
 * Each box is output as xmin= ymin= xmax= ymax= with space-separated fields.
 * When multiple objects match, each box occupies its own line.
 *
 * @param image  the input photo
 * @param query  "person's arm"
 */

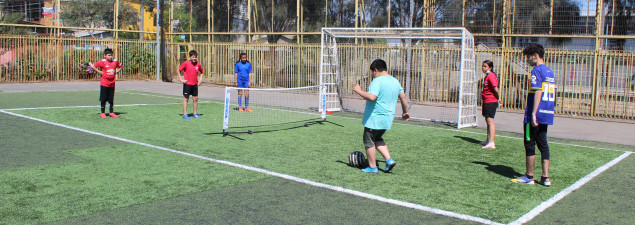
xmin=398 ymin=92 xmax=410 ymax=121
xmin=89 ymin=63 xmax=103 ymax=75
xmin=531 ymin=89 xmax=542 ymax=127
xmin=353 ymin=84 xmax=377 ymax=101
xmin=177 ymin=64 xmax=187 ymax=83
xmin=493 ymin=86 xmax=500 ymax=103
xmin=248 ymin=72 xmax=253 ymax=86
xmin=198 ymin=68 xmax=204 ymax=86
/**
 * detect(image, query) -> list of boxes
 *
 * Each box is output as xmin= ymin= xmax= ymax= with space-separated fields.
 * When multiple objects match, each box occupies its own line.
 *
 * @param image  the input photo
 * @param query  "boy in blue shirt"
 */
xmin=512 ymin=44 xmax=555 ymax=186
xmin=353 ymin=59 xmax=410 ymax=174
xmin=234 ymin=52 xmax=253 ymax=112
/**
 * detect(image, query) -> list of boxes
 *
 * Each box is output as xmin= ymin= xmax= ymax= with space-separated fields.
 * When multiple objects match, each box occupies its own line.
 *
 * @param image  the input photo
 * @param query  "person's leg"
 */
xmin=245 ymin=90 xmax=250 ymax=109
xmin=535 ymin=124 xmax=550 ymax=178
xmin=237 ymin=89 xmax=243 ymax=111
xmin=375 ymin=141 xmax=390 ymax=161
xmin=525 ymin=155 xmax=536 ymax=177
xmin=107 ymin=87 xmax=118 ymax=118
xmin=486 ymin=117 xmax=496 ymax=143
xmin=365 ymin=146 xmax=377 ymax=168
xmin=192 ymin=96 xmax=198 ymax=115
xmin=182 ymin=96 xmax=189 ymax=115
xmin=514 ymin=123 xmax=536 ymax=183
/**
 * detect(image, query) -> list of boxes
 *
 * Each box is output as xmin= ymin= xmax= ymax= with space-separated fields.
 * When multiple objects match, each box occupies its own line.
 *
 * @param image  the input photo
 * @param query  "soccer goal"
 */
xmin=222 ymin=85 xmax=327 ymax=133
xmin=319 ymin=28 xmax=478 ymax=128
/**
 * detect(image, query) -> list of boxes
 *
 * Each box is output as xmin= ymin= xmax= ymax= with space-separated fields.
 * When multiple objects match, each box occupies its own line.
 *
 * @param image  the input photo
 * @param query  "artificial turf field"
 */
xmin=0 ymin=89 xmax=633 ymax=224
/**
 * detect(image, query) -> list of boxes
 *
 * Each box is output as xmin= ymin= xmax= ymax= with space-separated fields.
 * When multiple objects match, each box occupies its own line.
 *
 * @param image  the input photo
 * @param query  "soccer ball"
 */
xmin=348 ymin=151 xmax=366 ymax=168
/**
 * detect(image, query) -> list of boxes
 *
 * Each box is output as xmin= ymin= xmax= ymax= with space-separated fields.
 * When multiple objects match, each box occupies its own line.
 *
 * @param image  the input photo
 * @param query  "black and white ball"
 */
xmin=348 ymin=151 xmax=366 ymax=168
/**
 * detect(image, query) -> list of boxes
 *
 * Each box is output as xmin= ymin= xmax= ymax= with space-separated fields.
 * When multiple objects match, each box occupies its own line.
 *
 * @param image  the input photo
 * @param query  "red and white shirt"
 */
xmin=93 ymin=59 xmax=122 ymax=87
xmin=482 ymin=71 xmax=499 ymax=103
xmin=179 ymin=61 xmax=204 ymax=85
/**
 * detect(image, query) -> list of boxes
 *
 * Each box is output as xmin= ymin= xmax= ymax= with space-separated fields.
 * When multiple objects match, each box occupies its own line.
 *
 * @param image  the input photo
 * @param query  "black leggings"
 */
xmin=524 ymin=123 xmax=550 ymax=160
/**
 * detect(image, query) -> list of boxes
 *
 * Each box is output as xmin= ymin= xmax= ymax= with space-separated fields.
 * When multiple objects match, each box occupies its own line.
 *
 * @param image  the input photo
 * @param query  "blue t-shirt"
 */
xmin=362 ymin=75 xmax=404 ymax=130
xmin=524 ymin=64 xmax=555 ymax=125
xmin=234 ymin=61 xmax=252 ymax=81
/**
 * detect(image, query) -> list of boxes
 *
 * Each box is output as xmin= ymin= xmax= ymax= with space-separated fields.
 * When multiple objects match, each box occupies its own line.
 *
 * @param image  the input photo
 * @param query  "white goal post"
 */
xmin=319 ymin=27 xmax=478 ymax=129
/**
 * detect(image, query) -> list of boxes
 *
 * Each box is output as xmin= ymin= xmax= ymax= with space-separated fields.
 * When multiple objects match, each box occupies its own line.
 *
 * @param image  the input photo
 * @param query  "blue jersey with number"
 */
xmin=524 ymin=64 xmax=555 ymax=125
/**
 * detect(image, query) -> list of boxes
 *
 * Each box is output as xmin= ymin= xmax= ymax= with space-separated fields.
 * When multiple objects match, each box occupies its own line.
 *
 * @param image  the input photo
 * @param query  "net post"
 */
xmin=223 ymin=87 xmax=231 ymax=130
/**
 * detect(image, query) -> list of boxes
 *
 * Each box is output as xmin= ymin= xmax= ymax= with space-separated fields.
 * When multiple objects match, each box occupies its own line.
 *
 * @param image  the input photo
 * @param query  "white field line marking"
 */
xmin=509 ymin=151 xmax=632 ymax=225
xmin=118 ymin=90 xmax=222 ymax=103
xmin=333 ymin=114 xmax=631 ymax=153
xmin=2 ymin=103 xmax=182 ymax=111
xmin=0 ymin=109 xmax=502 ymax=225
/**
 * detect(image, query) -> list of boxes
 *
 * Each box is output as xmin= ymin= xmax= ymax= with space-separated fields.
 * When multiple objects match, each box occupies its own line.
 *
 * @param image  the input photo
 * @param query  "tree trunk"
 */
xmin=139 ymin=0 xmax=145 ymax=40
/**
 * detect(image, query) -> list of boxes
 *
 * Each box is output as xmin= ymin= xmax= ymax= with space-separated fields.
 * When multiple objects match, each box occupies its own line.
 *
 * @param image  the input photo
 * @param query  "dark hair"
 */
xmin=189 ymin=50 xmax=198 ymax=57
xmin=236 ymin=52 xmax=248 ymax=63
xmin=369 ymin=59 xmax=387 ymax=72
xmin=483 ymin=60 xmax=494 ymax=72
xmin=522 ymin=43 xmax=545 ymax=59
xmin=104 ymin=48 xmax=113 ymax=55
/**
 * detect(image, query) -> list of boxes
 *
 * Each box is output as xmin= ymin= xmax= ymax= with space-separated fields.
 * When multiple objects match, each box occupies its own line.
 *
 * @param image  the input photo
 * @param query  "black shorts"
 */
xmin=482 ymin=102 xmax=498 ymax=118
xmin=183 ymin=84 xmax=198 ymax=97
xmin=363 ymin=127 xmax=386 ymax=148
xmin=99 ymin=86 xmax=115 ymax=102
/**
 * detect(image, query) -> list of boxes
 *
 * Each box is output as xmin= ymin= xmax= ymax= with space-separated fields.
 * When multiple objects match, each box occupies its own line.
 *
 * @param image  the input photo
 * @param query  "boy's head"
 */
xmin=369 ymin=59 xmax=387 ymax=74
xmin=522 ymin=43 xmax=545 ymax=66
xmin=189 ymin=50 xmax=198 ymax=62
xmin=103 ymin=48 xmax=113 ymax=61
xmin=239 ymin=53 xmax=248 ymax=63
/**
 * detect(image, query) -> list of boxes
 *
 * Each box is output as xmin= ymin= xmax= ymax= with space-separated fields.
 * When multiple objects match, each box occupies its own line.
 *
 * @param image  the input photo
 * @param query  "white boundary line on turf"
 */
xmin=0 ymin=109 xmax=502 ymax=225
xmin=2 ymin=103 xmax=183 ymax=111
xmin=330 ymin=114 xmax=631 ymax=153
xmin=509 ymin=151 xmax=632 ymax=225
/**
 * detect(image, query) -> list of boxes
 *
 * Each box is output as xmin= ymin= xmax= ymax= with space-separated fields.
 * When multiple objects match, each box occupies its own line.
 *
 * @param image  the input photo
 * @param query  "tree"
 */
xmin=253 ymin=0 xmax=297 ymax=43
xmin=0 ymin=6 xmax=30 ymax=35
xmin=605 ymin=0 xmax=634 ymax=50
xmin=60 ymin=0 xmax=138 ymax=38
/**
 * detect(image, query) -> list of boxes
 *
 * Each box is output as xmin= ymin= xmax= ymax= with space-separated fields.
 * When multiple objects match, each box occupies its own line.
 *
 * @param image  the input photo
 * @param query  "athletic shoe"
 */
xmin=238 ymin=107 xmax=244 ymax=112
xmin=538 ymin=177 xmax=551 ymax=187
xmin=245 ymin=108 xmax=253 ymax=112
xmin=479 ymin=140 xmax=489 ymax=146
xmin=512 ymin=175 xmax=535 ymax=184
xmin=100 ymin=113 xmax=107 ymax=119
xmin=482 ymin=143 xmax=496 ymax=149
xmin=385 ymin=158 xmax=396 ymax=172
xmin=361 ymin=167 xmax=378 ymax=174
xmin=108 ymin=113 xmax=119 ymax=118
xmin=193 ymin=114 xmax=201 ymax=119
xmin=183 ymin=114 xmax=191 ymax=119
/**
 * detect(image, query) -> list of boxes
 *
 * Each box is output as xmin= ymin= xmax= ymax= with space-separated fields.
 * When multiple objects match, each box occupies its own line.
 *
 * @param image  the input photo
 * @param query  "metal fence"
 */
xmin=1 ymin=34 xmax=632 ymax=120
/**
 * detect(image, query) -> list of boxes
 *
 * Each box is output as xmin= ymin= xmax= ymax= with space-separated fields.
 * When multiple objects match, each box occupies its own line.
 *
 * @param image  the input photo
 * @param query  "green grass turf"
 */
xmin=0 ymin=144 xmax=269 ymax=224
xmin=0 ymin=113 xmax=117 ymax=169
xmin=52 ymin=177 xmax=481 ymax=225
xmin=9 ymin=100 xmax=626 ymax=223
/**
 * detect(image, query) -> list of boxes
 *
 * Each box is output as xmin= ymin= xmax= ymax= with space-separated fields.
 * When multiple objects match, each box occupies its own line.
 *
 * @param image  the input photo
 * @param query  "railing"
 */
xmin=1 ymin=34 xmax=633 ymax=120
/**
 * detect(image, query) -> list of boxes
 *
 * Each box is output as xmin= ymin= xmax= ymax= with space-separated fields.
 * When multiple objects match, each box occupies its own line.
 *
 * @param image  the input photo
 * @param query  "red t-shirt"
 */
xmin=93 ymin=59 xmax=122 ymax=87
xmin=179 ymin=61 xmax=203 ymax=85
xmin=482 ymin=72 xmax=499 ymax=103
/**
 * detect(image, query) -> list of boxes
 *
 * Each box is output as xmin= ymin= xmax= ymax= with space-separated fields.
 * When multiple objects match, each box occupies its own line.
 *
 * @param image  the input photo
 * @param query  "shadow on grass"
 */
xmin=472 ymin=161 xmax=523 ymax=178
xmin=205 ymin=119 xmax=344 ymax=140
xmin=454 ymin=135 xmax=482 ymax=144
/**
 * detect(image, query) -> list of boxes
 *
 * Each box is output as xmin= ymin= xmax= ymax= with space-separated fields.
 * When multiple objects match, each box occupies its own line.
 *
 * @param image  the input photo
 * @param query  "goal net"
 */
xmin=320 ymin=28 xmax=478 ymax=128
xmin=222 ymin=85 xmax=327 ymax=133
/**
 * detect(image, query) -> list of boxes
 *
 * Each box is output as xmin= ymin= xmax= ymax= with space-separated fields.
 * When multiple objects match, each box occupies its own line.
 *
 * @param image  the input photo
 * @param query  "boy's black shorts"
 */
xmin=363 ymin=127 xmax=387 ymax=148
xmin=99 ymin=86 xmax=115 ymax=102
xmin=482 ymin=102 xmax=498 ymax=118
xmin=183 ymin=84 xmax=198 ymax=97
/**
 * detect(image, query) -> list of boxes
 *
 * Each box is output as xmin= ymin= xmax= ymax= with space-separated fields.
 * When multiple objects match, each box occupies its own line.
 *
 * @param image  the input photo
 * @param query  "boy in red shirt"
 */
xmin=177 ymin=50 xmax=204 ymax=119
xmin=90 ymin=48 xmax=122 ymax=118
xmin=480 ymin=60 xmax=500 ymax=149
